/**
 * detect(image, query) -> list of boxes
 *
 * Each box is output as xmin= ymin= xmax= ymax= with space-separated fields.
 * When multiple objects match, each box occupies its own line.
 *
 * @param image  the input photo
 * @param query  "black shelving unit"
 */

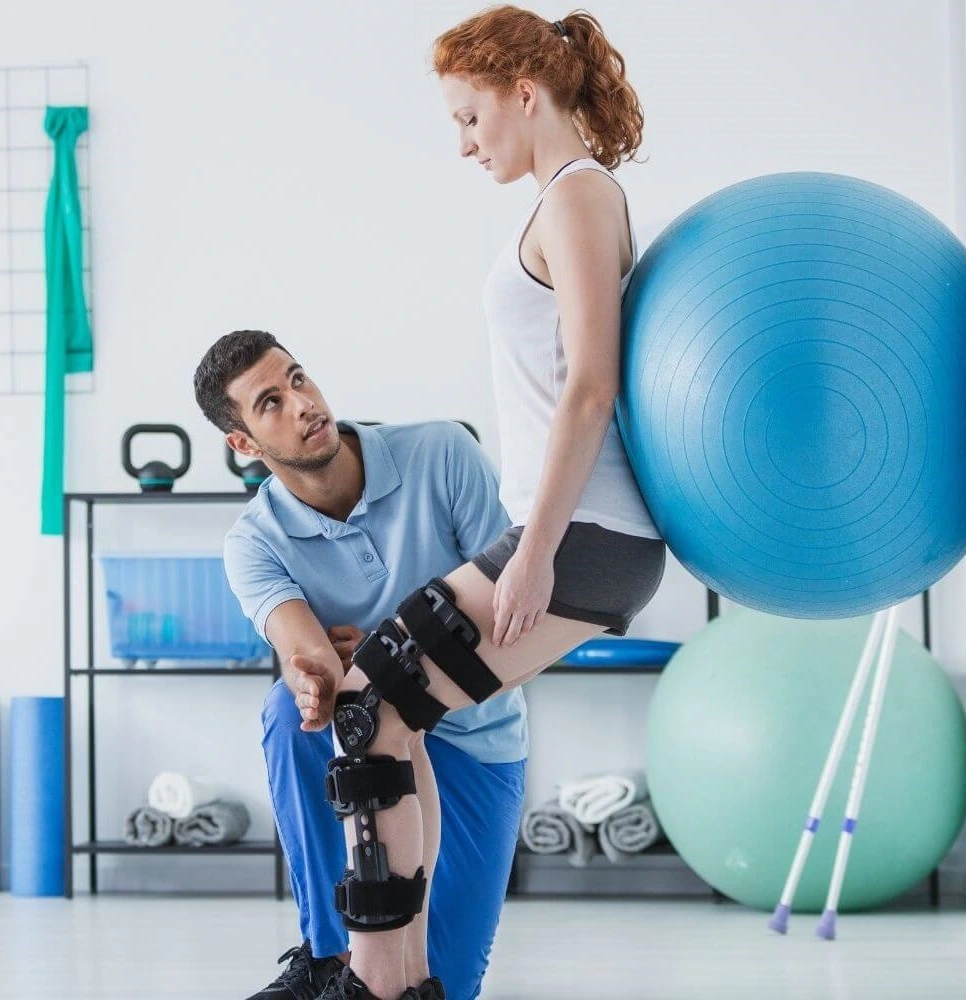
xmin=63 ymin=491 xmax=285 ymax=899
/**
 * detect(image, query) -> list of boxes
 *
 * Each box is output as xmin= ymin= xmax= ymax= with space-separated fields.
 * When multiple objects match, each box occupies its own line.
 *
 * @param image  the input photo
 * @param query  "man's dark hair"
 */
xmin=194 ymin=330 xmax=293 ymax=433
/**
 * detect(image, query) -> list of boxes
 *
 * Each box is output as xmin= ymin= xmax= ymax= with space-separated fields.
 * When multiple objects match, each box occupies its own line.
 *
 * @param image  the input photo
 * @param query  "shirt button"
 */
xmin=364 ymin=553 xmax=374 ymax=563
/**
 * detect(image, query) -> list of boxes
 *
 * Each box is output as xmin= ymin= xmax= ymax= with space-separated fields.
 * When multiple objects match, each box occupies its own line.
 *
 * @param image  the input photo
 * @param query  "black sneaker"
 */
xmin=245 ymin=941 xmax=344 ymax=1000
xmin=319 ymin=966 xmax=420 ymax=1000
xmin=415 ymin=977 xmax=445 ymax=999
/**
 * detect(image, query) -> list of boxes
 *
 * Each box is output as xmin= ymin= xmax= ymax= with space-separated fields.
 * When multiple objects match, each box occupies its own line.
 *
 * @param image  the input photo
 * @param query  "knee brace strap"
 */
xmin=325 ymin=755 xmax=416 ymax=819
xmin=397 ymin=577 xmax=501 ymax=704
xmin=328 ymin=689 xmax=427 ymax=932
xmin=353 ymin=619 xmax=448 ymax=732
xmin=336 ymin=867 xmax=427 ymax=933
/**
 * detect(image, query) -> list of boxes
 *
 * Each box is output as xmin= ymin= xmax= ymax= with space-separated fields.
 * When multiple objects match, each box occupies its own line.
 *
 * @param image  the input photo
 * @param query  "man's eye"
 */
xmin=264 ymin=397 xmax=278 ymax=411
xmin=467 ymin=116 xmax=477 ymax=127
xmin=293 ymin=373 xmax=304 ymax=386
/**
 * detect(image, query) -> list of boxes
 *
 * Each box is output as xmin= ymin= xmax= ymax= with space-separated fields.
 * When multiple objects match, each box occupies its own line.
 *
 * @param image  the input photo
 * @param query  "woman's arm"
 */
xmin=519 ymin=169 xmax=626 ymax=558
xmin=492 ymin=169 xmax=628 ymax=645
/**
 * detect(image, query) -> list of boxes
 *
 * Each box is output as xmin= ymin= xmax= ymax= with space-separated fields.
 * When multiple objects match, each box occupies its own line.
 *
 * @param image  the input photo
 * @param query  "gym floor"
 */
xmin=1 ymin=895 xmax=963 ymax=999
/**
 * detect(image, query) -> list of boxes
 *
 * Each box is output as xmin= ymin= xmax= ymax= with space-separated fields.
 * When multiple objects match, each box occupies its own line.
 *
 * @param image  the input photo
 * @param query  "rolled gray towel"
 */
xmin=598 ymin=800 xmax=663 ymax=864
xmin=172 ymin=800 xmax=251 ymax=847
xmin=123 ymin=806 xmax=174 ymax=847
xmin=520 ymin=800 xmax=596 ymax=867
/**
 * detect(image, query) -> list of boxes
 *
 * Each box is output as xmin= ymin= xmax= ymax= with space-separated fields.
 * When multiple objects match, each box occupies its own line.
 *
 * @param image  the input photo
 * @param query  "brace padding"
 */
xmin=352 ymin=619 xmax=449 ymax=732
xmin=397 ymin=579 xmax=501 ymax=704
xmin=325 ymin=755 xmax=416 ymax=819
xmin=336 ymin=866 xmax=427 ymax=932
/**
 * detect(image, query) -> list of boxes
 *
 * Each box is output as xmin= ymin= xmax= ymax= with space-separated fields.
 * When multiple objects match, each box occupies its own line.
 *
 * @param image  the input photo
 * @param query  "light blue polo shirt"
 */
xmin=224 ymin=420 xmax=528 ymax=764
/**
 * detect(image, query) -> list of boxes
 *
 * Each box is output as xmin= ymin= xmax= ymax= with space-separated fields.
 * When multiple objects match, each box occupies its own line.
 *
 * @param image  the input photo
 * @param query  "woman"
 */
xmin=310 ymin=8 xmax=665 ymax=998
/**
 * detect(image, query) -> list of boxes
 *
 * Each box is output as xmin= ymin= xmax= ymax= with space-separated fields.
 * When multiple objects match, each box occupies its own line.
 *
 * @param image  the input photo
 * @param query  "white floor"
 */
xmin=0 ymin=894 xmax=963 ymax=999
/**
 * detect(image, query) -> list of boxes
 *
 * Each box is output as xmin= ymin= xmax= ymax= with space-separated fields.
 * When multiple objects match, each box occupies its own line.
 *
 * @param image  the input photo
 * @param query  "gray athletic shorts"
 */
xmin=471 ymin=522 xmax=666 ymax=635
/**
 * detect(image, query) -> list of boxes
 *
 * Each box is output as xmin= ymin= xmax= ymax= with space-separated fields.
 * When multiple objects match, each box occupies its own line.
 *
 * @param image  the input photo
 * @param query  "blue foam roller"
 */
xmin=10 ymin=697 xmax=65 ymax=896
xmin=557 ymin=637 xmax=681 ymax=668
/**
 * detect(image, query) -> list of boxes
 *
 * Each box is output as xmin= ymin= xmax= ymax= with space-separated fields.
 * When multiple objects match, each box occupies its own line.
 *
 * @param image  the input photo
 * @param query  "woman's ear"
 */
xmin=516 ymin=78 xmax=538 ymax=116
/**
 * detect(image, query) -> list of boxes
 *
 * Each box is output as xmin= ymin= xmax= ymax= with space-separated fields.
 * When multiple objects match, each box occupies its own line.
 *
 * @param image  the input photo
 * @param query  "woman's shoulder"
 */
xmin=541 ymin=162 xmax=625 ymax=216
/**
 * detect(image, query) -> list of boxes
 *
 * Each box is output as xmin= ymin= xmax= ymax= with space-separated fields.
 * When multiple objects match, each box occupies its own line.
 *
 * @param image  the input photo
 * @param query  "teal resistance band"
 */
xmin=42 ymin=106 xmax=92 ymax=535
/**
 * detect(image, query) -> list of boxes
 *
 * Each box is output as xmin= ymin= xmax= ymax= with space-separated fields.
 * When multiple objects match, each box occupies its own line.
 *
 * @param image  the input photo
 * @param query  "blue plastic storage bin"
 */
xmin=99 ymin=553 xmax=271 ymax=665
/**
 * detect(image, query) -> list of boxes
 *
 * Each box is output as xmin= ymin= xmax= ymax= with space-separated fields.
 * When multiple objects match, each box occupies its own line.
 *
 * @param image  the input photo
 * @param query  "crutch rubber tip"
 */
xmin=768 ymin=904 xmax=791 ymax=934
xmin=815 ymin=910 xmax=837 ymax=940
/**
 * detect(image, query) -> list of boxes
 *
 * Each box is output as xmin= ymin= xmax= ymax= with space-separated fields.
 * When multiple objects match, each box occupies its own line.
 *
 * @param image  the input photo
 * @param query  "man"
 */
xmin=193 ymin=330 xmax=527 ymax=1000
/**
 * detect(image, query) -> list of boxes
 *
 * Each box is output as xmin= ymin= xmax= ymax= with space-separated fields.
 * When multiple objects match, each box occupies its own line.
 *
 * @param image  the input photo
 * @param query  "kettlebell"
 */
xmin=226 ymin=444 xmax=270 ymax=494
xmin=122 ymin=424 xmax=191 ymax=492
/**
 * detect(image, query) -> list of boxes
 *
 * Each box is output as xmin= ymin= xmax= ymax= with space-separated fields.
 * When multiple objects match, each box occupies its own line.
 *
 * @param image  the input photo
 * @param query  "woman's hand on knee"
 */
xmin=493 ymin=550 xmax=553 ymax=646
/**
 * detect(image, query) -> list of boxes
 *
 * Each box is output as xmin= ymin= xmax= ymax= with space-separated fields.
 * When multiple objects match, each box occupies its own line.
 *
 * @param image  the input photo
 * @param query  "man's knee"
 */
xmin=262 ymin=679 xmax=300 ymax=734
xmin=262 ymin=679 xmax=334 ymax=756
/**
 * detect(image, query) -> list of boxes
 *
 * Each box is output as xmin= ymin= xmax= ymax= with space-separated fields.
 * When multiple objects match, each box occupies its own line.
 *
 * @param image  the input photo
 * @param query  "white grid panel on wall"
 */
xmin=0 ymin=63 xmax=93 ymax=396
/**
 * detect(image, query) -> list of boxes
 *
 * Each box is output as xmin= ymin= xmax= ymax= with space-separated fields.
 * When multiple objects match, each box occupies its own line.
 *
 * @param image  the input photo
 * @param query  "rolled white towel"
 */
xmin=598 ymin=800 xmax=664 ymax=864
xmin=520 ymin=801 xmax=596 ymax=867
xmin=557 ymin=771 xmax=649 ymax=826
xmin=147 ymin=772 xmax=226 ymax=820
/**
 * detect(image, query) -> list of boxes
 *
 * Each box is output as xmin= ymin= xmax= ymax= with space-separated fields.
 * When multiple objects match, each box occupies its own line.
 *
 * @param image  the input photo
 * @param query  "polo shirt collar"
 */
xmin=268 ymin=420 xmax=401 ymax=539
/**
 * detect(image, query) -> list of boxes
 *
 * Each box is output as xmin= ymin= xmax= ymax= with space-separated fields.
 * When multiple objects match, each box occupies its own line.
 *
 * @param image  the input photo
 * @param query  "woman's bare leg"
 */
xmin=337 ymin=712 xmax=424 ymax=999
xmin=339 ymin=563 xmax=604 ymax=996
xmin=405 ymin=733 xmax=439 ymax=986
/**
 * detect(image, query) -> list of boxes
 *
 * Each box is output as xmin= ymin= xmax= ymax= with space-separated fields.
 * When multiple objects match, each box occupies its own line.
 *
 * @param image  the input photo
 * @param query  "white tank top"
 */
xmin=482 ymin=157 xmax=660 ymax=539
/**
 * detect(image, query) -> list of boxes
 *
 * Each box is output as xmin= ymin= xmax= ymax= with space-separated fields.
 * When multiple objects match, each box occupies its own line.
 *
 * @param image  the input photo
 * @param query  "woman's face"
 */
xmin=441 ymin=75 xmax=532 ymax=184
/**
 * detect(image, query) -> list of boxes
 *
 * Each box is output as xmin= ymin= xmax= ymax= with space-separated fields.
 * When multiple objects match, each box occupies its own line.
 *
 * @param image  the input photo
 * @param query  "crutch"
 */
xmin=768 ymin=606 xmax=898 ymax=938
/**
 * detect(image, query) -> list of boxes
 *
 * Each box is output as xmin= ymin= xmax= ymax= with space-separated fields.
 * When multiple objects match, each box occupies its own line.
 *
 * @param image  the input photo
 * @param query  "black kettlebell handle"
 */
xmin=121 ymin=424 xmax=192 ymax=479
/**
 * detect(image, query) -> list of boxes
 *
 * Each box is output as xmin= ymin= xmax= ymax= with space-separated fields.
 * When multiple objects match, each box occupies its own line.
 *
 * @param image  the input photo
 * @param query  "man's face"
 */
xmin=226 ymin=347 xmax=340 ymax=473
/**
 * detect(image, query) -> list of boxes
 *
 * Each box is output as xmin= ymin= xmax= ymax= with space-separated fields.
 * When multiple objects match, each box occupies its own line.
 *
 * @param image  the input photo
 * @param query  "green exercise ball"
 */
xmin=646 ymin=609 xmax=966 ymax=912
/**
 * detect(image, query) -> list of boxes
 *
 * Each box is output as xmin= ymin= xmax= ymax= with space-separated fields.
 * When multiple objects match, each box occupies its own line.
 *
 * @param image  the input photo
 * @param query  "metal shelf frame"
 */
xmin=62 ymin=491 xmax=285 ymax=899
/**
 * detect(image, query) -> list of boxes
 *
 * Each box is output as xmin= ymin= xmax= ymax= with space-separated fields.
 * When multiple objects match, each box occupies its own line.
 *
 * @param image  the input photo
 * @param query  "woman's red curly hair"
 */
xmin=432 ymin=5 xmax=643 ymax=170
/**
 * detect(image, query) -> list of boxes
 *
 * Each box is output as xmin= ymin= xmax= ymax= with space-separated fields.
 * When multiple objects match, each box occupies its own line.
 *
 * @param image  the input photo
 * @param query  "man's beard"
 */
xmin=261 ymin=437 xmax=341 ymax=473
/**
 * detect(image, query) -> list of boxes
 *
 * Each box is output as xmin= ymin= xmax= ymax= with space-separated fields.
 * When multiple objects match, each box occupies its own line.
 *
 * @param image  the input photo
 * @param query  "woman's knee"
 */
xmin=338 ymin=666 xmax=424 ymax=755
xmin=370 ymin=698 xmax=417 ymax=756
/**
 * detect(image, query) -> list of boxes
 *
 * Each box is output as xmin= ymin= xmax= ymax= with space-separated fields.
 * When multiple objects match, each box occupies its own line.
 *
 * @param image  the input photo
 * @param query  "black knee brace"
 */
xmin=326 ymin=580 xmax=499 ymax=933
xmin=396 ymin=577 xmax=501 ymax=704
xmin=326 ymin=686 xmax=426 ymax=932
xmin=350 ymin=578 xmax=501 ymax=733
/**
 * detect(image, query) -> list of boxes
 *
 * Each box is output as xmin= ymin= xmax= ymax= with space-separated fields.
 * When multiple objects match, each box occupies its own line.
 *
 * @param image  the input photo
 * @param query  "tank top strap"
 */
xmin=517 ymin=157 xmax=637 ymax=259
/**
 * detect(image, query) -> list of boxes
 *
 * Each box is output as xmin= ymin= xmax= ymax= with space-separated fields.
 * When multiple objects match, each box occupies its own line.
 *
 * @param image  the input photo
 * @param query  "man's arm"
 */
xmin=265 ymin=598 xmax=346 ymax=732
xmin=224 ymin=527 xmax=351 ymax=730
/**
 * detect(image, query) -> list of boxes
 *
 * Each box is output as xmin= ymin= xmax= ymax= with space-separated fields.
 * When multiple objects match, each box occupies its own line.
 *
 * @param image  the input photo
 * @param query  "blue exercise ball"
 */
xmin=619 ymin=172 xmax=966 ymax=618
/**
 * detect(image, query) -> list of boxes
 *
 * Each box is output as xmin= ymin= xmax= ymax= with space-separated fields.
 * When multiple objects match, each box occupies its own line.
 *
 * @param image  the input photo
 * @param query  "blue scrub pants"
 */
xmin=262 ymin=680 xmax=526 ymax=1000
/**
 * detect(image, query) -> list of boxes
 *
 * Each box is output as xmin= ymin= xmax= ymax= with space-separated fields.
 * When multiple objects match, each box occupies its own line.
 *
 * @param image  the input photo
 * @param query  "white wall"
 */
xmin=1 ymin=0 xmax=965 ymax=894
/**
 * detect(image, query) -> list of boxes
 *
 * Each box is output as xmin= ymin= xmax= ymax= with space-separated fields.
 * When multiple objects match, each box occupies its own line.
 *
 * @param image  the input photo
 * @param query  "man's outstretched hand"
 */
xmin=289 ymin=655 xmax=339 ymax=732
xmin=288 ymin=626 xmax=364 ymax=732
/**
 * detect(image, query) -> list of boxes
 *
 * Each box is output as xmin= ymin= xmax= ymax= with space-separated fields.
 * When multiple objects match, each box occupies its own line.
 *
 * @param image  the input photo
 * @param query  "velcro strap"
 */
xmin=335 ymin=869 xmax=426 ymax=923
xmin=354 ymin=629 xmax=448 ymax=732
xmin=325 ymin=756 xmax=415 ymax=815
xmin=398 ymin=590 xmax=501 ymax=704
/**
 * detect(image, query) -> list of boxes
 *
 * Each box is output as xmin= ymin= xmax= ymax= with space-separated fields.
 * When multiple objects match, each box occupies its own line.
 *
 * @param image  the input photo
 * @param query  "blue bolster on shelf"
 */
xmin=556 ymin=638 xmax=681 ymax=669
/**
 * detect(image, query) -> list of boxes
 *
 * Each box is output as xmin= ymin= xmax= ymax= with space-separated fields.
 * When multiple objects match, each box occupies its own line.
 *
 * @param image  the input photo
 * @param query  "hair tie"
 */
xmin=553 ymin=20 xmax=568 ymax=38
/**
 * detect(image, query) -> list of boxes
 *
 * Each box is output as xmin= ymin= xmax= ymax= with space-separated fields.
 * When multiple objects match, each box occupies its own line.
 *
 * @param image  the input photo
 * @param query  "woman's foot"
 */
xmin=319 ymin=966 xmax=420 ymax=1000
xmin=415 ymin=976 xmax=445 ymax=999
